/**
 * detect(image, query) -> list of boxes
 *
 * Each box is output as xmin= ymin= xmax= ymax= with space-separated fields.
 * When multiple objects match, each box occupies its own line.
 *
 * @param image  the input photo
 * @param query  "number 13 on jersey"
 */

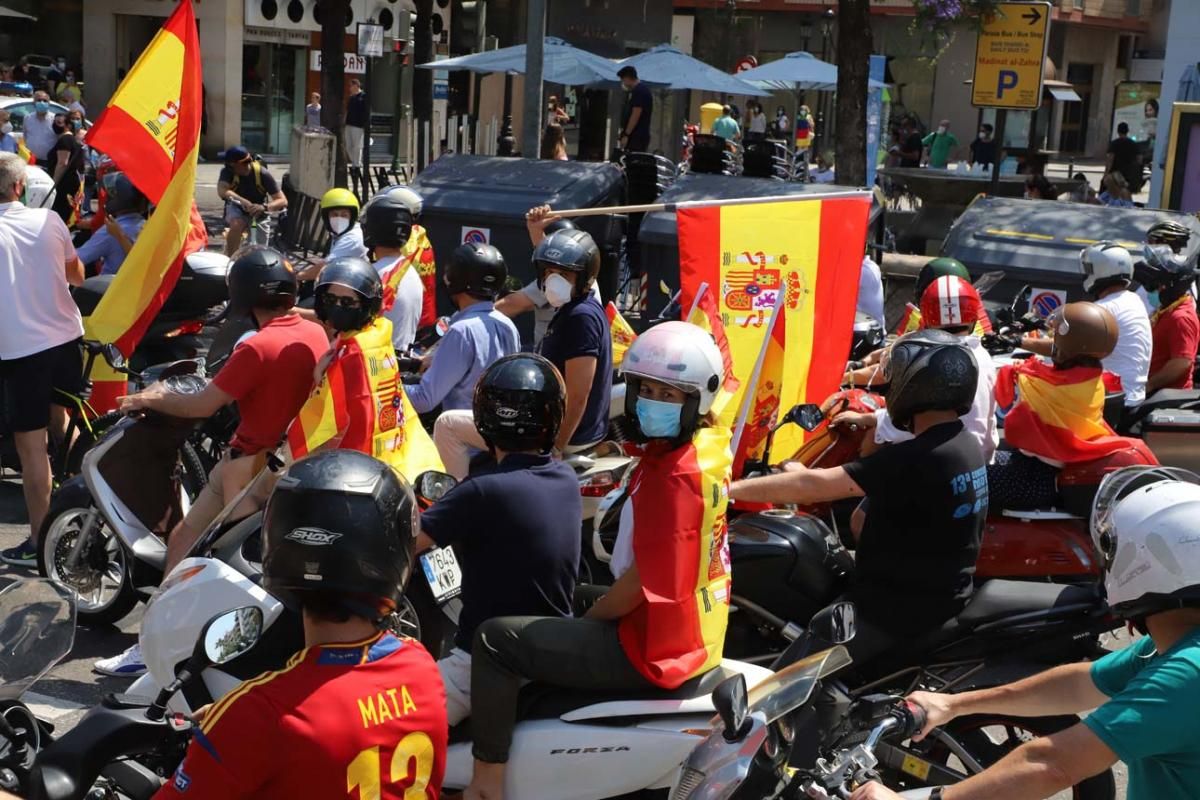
xmin=347 ymin=731 xmax=436 ymax=799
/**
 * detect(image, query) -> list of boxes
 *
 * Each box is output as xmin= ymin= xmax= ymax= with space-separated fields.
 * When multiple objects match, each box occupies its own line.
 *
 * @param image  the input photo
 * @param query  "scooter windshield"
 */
xmin=745 ymin=645 xmax=852 ymax=725
xmin=0 ymin=579 xmax=76 ymax=700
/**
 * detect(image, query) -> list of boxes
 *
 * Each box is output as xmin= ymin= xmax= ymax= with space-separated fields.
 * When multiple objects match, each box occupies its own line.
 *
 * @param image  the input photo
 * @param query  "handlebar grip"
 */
xmin=396 ymin=357 xmax=422 ymax=374
xmin=903 ymin=700 xmax=927 ymax=738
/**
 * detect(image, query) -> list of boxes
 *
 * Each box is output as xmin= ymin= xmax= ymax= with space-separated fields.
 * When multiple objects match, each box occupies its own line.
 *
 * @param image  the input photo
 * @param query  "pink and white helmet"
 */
xmin=619 ymin=320 xmax=724 ymax=414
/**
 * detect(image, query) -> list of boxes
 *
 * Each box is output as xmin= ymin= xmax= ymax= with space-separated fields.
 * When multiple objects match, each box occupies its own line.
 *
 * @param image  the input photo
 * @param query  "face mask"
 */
xmin=329 ymin=216 xmax=351 ymax=235
xmin=34 ymin=101 xmax=49 ymax=114
xmin=543 ymin=273 xmax=574 ymax=308
xmin=1146 ymin=290 xmax=1161 ymax=309
xmin=979 ymin=132 xmax=990 ymax=141
xmin=57 ymin=61 xmax=66 ymax=69
xmin=0 ymin=123 xmax=11 ymax=135
xmin=70 ymin=119 xmax=82 ymax=131
xmin=937 ymin=125 xmax=947 ymax=134
xmin=53 ymin=124 xmax=66 ymax=136
xmin=322 ymin=304 xmax=366 ymax=333
xmin=636 ymin=397 xmax=683 ymax=439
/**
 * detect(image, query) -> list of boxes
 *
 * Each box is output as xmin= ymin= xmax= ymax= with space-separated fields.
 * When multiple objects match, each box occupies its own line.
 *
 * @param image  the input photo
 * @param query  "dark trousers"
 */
xmin=470 ymin=610 xmax=654 ymax=763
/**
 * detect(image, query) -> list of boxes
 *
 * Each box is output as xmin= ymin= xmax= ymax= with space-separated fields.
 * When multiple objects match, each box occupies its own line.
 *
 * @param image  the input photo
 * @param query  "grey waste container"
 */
xmin=410 ymin=155 xmax=625 ymax=337
xmin=941 ymin=197 xmax=1200 ymax=310
xmin=637 ymin=175 xmax=884 ymax=323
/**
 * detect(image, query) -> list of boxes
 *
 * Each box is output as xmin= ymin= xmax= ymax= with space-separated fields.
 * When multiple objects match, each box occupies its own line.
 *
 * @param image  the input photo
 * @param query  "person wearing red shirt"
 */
xmin=96 ymin=247 xmax=328 ymax=679
xmin=155 ymin=450 xmax=447 ymax=800
xmin=1139 ymin=245 xmax=1199 ymax=394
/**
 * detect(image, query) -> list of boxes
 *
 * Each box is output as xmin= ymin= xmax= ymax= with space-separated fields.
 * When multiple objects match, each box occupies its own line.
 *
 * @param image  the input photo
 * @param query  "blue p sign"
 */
xmin=996 ymin=70 xmax=1019 ymax=99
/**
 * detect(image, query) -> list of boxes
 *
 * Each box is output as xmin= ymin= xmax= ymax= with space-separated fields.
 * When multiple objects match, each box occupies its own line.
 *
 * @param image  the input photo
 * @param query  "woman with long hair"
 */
xmin=540 ymin=122 xmax=568 ymax=161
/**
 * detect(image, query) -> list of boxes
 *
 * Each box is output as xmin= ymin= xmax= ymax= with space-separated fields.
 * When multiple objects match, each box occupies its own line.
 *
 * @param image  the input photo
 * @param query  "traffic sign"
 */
xmin=971 ymin=2 xmax=1051 ymax=110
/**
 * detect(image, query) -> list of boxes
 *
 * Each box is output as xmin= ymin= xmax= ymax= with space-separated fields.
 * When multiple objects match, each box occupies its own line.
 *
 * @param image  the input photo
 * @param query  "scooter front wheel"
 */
xmin=38 ymin=487 xmax=138 ymax=627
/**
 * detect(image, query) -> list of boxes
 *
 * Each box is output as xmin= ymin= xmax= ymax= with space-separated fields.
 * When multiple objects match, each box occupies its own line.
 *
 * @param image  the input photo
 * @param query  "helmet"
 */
xmin=620 ymin=321 xmax=724 ymax=440
xmin=473 ymin=353 xmax=566 ymax=453
xmin=443 ymin=242 xmax=507 ymax=300
xmin=533 ymin=229 xmax=601 ymax=298
xmin=263 ymin=450 xmax=418 ymax=620
xmin=102 ymin=173 xmax=147 ymax=217
xmin=20 ymin=167 xmax=56 ymax=210
xmin=883 ymin=329 xmax=978 ymax=432
xmin=319 ymin=187 xmax=360 ymax=234
xmin=315 ymin=257 xmax=383 ymax=331
xmin=919 ymin=275 xmax=985 ymax=331
xmin=1081 ymin=242 xmax=1133 ymax=294
xmin=361 ymin=186 xmax=423 ymax=249
xmin=1135 ymin=244 xmax=1196 ymax=296
xmin=914 ymin=257 xmax=971 ymax=303
xmin=1091 ymin=466 xmax=1200 ymax=623
xmin=1146 ymin=219 xmax=1191 ymax=253
xmin=227 ymin=246 xmax=298 ymax=313
xmin=1047 ymin=301 xmax=1118 ymax=365
xmin=544 ymin=217 xmax=578 ymax=236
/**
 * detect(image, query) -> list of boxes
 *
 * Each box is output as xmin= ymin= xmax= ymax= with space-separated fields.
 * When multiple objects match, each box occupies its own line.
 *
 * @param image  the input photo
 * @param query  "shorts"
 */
xmin=224 ymin=201 xmax=257 ymax=226
xmin=182 ymin=450 xmax=270 ymax=534
xmin=0 ymin=339 xmax=84 ymax=433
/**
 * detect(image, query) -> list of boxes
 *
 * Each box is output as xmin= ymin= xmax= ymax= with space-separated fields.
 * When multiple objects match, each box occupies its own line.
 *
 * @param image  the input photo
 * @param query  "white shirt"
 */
xmin=1095 ymin=289 xmax=1152 ymax=406
xmin=857 ymin=256 xmax=885 ymax=328
xmin=374 ymin=254 xmax=424 ymax=351
xmin=327 ymin=224 xmax=368 ymax=260
xmin=874 ymin=336 xmax=999 ymax=463
xmin=21 ymin=113 xmax=57 ymax=161
xmin=813 ymin=167 xmax=836 ymax=184
xmin=0 ymin=201 xmax=85 ymax=359
xmin=521 ymin=278 xmax=603 ymax=347
xmin=610 ymin=489 xmax=636 ymax=579
xmin=749 ymin=113 xmax=767 ymax=134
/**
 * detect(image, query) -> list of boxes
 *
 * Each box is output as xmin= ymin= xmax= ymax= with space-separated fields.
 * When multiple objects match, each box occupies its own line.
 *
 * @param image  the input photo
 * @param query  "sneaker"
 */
xmin=94 ymin=644 xmax=147 ymax=678
xmin=0 ymin=539 xmax=37 ymax=568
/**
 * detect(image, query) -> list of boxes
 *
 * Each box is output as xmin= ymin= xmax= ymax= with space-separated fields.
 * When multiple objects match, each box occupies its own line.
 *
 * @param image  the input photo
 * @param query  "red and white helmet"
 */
xmin=919 ymin=275 xmax=984 ymax=331
xmin=620 ymin=320 xmax=723 ymax=413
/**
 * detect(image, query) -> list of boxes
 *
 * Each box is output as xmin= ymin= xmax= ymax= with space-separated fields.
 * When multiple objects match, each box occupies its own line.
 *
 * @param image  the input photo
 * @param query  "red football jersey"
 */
xmin=155 ymin=633 xmax=447 ymax=800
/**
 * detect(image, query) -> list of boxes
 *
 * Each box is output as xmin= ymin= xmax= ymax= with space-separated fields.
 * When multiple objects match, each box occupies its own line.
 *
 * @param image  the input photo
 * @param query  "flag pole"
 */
xmin=729 ymin=288 xmax=785 ymax=458
xmin=548 ymin=189 xmax=873 ymax=218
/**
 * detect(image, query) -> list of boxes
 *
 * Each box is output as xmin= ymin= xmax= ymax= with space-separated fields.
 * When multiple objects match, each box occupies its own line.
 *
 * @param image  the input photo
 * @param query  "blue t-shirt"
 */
xmin=421 ymin=453 xmax=581 ymax=651
xmin=1085 ymin=628 xmax=1200 ymax=800
xmin=538 ymin=295 xmax=612 ymax=446
xmin=77 ymin=213 xmax=145 ymax=275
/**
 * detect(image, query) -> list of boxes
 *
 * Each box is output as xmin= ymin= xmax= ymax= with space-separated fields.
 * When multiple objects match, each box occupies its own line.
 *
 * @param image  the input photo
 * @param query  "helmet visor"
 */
xmin=1091 ymin=466 xmax=1200 ymax=570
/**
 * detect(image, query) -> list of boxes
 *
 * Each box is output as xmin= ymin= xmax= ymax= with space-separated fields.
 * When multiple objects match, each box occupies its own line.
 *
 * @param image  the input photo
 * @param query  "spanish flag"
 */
xmin=288 ymin=317 xmax=443 ymax=479
xmin=81 ymin=0 xmax=206 ymax=412
xmin=997 ymin=359 xmax=1153 ymax=464
xmin=16 ymin=139 xmax=35 ymax=165
xmin=605 ymin=301 xmax=637 ymax=367
xmin=685 ymin=282 xmax=740 ymax=421
xmin=678 ymin=194 xmax=872 ymax=471
xmin=379 ymin=224 xmax=438 ymax=328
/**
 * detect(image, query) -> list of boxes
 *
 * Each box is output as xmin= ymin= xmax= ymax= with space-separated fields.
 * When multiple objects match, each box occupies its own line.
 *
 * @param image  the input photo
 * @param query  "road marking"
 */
xmin=22 ymin=691 xmax=86 ymax=721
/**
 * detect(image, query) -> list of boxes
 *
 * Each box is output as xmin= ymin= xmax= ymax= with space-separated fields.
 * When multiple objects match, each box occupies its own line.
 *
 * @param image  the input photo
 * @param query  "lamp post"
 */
xmin=816 ymin=7 xmax=835 ymax=156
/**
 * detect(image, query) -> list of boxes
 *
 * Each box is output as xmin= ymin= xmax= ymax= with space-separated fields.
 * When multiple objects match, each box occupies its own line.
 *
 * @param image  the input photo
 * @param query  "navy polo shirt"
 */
xmin=539 ymin=295 xmax=612 ymax=446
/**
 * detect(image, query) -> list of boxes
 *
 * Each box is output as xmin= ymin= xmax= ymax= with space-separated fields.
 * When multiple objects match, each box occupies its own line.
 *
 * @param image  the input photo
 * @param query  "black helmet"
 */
xmin=315 ymin=257 xmax=384 ymax=331
xmin=263 ymin=450 xmax=418 ymax=620
xmin=361 ymin=186 xmax=422 ymax=249
xmin=444 ymin=242 xmax=507 ymax=300
xmin=1136 ymin=244 xmax=1196 ymax=298
xmin=227 ymin=246 xmax=298 ymax=313
xmin=473 ymin=353 xmax=566 ymax=454
xmin=914 ymin=257 xmax=971 ymax=304
xmin=102 ymin=173 xmax=147 ymax=217
xmin=544 ymin=217 xmax=578 ymax=236
xmin=883 ymin=329 xmax=978 ymax=432
xmin=1147 ymin=220 xmax=1191 ymax=253
xmin=534 ymin=229 xmax=601 ymax=298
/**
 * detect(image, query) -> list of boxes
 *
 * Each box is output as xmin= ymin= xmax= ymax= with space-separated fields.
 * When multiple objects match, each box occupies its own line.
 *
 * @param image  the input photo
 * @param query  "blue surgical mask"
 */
xmin=1146 ymin=291 xmax=1161 ymax=310
xmin=34 ymin=101 xmax=49 ymax=114
xmin=636 ymin=397 xmax=683 ymax=439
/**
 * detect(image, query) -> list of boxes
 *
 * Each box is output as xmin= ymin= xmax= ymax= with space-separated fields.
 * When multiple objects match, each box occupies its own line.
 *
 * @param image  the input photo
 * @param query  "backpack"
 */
xmin=230 ymin=158 xmax=266 ymax=197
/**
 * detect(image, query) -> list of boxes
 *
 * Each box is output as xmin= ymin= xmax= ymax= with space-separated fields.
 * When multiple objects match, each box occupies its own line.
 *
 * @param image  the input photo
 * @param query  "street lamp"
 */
xmin=816 ymin=7 xmax=835 ymax=155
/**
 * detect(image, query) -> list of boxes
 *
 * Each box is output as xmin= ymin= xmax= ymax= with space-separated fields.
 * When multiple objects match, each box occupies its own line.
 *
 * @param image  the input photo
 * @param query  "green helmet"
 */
xmin=915 ymin=257 xmax=971 ymax=303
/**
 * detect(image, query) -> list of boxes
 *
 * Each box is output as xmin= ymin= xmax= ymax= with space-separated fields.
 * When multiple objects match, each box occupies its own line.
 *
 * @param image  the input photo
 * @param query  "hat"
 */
xmin=221 ymin=145 xmax=252 ymax=164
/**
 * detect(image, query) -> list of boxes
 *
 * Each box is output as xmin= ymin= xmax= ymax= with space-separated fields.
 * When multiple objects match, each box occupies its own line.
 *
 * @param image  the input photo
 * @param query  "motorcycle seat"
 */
xmin=956 ymin=580 xmax=1098 ymax=627
xmin=1129 ymin=389 xmax=1200 ymax=423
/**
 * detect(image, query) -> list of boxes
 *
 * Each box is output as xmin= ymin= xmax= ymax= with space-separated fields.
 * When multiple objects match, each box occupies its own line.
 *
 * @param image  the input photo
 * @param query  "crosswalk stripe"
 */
xmin=22 ymin=691 xmax=86 ymax=721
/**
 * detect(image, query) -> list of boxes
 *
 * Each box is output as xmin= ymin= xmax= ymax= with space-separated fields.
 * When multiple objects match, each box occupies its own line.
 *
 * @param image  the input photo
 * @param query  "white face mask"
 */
xmin=329 ymin=216 xmax=351 ymax=235
xmin=0 ymin=123 xmax=11 ymax=135
xmin=937 ymin=125 xmax=948 ymax=134
xmin=543 ymin=273 xmax=574 ymax=308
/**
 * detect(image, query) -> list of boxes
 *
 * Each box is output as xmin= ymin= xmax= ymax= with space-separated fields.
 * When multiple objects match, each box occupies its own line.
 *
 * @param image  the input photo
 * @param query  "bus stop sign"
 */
xmin=972 ymin=2 xmax=1051 ymax=109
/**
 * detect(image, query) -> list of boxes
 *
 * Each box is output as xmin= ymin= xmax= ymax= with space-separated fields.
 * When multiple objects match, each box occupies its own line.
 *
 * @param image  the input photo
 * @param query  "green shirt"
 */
xmin=921 ymin=130 xmax=959 ymax=168
xmin=1085 ymin=628 xmax=1200 ymax=800
xmin=711 ymin=116 xmax=740 ymax=141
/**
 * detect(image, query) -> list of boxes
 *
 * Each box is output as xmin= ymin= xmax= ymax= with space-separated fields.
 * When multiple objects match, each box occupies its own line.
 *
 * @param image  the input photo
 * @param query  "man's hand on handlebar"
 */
xmin=904 ymin=691 xmax=955 ymax=742
xmin=848 ymin=782 xmax=904 ymax=800
xmin=832 ymin=410 xmax=876 ymax=432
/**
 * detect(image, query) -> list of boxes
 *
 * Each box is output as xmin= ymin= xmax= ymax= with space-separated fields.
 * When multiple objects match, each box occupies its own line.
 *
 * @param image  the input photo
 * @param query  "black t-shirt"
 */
xmin=1107 ymin=136 xmax=1141 ymax=181
xmin=969 ymin=137 xmax=998 ymax=167
xmin=346 ymin=91 xmax=369 ymax=128
xmin=621 ymin=82 xmax=653 ymax=147
xmin=50 ymin=133 xmax=83 ymax=189
xmin=538 ymin=296 xmax=612 ymax=446
xmin=217 ymin=163 xmax=279 ymax=205
xmin=421 ymin=453 xmax=581 ymax=651
xmin=899 ymin=132 xmax=924 ymax=167
xmin=843 ymin=421 xmax=987 ymax=634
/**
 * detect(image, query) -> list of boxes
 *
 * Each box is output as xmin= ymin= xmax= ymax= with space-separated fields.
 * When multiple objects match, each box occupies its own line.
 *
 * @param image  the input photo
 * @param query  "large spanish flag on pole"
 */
xmin=82 ymin=0 xmax=206 ymax=411
xmin=678 ymin=192 xmax=872 ymax=472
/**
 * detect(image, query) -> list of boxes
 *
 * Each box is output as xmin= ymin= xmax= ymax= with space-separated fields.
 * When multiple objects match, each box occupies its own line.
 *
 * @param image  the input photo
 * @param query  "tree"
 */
xmin=413 ymin=0 xmax=434 ymax=169
xmin=834 ymin=0 xmax=872 ymax=187
xmin=318 ymin=0 xmax=351 ymax=187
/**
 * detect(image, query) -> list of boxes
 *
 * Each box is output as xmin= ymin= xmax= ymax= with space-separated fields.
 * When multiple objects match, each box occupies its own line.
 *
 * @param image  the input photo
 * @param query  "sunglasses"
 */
xmin=320 ymin=294 xmax=362 ymax=310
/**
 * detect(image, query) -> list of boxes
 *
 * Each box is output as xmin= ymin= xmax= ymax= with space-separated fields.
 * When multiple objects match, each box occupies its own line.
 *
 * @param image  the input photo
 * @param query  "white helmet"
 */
xmin=620 ymin=321 xmax=724 ymax=435
xmin=1080 ymin=241 xmax=1133 ymax=294
xmin=21 ymin=166 xmax=56 ymax=210
xmin=375 ymin=184 xmax=423 ymax=216
xmin=1092 ymin=466 xmax=1200 ymax=622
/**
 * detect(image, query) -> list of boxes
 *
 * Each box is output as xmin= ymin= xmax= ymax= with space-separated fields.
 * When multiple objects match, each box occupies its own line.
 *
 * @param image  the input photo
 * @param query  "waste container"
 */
xmin=700 ymin=103 xmax=724 ymax=134
xmin=410 ymin=154 xmax=625 ymax=338
xmin=637 ymin=174 xmax=884 ymax=323
xmin=941 ymin=197 xmax=1200 ymax=310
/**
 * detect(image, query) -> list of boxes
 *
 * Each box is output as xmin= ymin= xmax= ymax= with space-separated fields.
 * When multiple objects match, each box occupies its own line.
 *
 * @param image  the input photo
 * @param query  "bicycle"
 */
xmin=246 ymin=209 xmax=285 ymax=249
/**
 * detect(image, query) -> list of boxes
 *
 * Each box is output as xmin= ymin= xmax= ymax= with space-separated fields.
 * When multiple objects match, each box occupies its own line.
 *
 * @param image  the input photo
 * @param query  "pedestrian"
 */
xmin=56 ymin=69 xmax=83 ymax=112
xmin=795 ymin=104 xmax=815 ymax=152
xmin=747 ymin=101 xmax=767 ymax=139
xmin=812 ymin=151 xmax=835 ymax=183
xmin=921 ymin=118 xmax=959 ymax=169
xmin=894 ymin=119 xmax=924 ymax=168
xmin=48 ymin=112 xmax=85 ymax=226
xmin=547 ymin=95 xmax=570 ymax=125
xmin=12 ymin=57 xmax=32 ymax=85
xmin=304 ymin=92 xmax=321 ymax=129
xmin=344 ymin=78 xmax=368 ymax=170
xmin=0 ymin=111 xmax=16 ymax=155
xmin=44 ymin=56 xmax=67 ymax=95
xmin=1107 ymin=122 xmax=1143 ymax=193
xmin=0 ymin=152 xmax=87 ymax=568
xmin=1070 ymin=172 xmax=1098 ymax=204
xmin=1024 ymin=174 xmax=1059 ymax=201
xmin=773 ymin=105 xmax=789 ymax=139
xmin=540 ymin=122 xmax=568 ymax=161
xmin=968 ymin=123 xmax=999 ymax=169
xmin=617 ymin=65 xmax=652 ymax=153
xmin=711 ymin=105 xmax=741 ymax=141
xmin=76 ymin=173 xmax=146 ymax=275
xmin=1099 ymin=171 xmax=1135 ymax=208
xmin=22 ymin=91 xmax=58 ymax=164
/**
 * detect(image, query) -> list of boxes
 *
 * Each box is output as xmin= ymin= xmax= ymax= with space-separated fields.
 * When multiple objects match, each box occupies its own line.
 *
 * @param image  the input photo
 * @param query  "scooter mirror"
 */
xmin=810 ymin=601 xmax=856 ymax=646
xmin=102 ymin=343 xmax=126 ymax=371
xmin=712 ymin=673 xmax=751 ymax=742
xmin=415 ymin=471 xmax=458 ymax=503
xmin=786 ymin=403 xmax=826 ymax=432
xmin=199 ymin=607 xmax=264 ymax=667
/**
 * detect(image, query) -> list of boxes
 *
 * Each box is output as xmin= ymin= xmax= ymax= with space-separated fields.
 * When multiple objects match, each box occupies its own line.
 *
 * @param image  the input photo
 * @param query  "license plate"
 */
xmin=420 ymin=546 xmax=462 ymax=603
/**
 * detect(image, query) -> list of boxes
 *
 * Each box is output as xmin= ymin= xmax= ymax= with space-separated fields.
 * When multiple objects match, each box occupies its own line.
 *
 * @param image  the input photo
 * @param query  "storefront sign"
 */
xmin=358 ymin=22 xmax=385 ymax=58
xmin=972 ymin=2 xmax=1051 ymax=109
xmin=245 ymin=26 xmax=311 ymax=46
xmin=309 ymin=51 xmax=367 ymax=75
